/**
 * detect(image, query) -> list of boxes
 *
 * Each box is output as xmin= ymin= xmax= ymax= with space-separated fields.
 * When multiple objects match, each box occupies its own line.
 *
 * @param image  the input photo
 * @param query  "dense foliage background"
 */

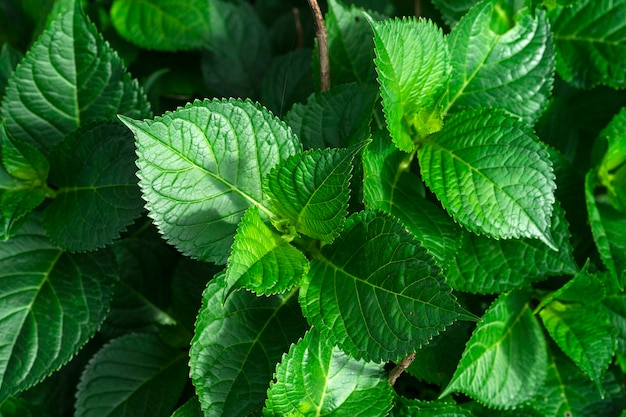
xmin=0 ymin=0 xmax=625 ymax=416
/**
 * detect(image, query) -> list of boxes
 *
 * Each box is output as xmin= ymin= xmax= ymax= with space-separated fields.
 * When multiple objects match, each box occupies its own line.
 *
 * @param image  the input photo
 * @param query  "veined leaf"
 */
xmin=75 ymin=333 xmax=188 ymax=417
xmin=0 ymin=397 xmax=40 ymax=417
xmin=391 ymin=396 xmax=477 ymax=417
xmin=0 ymin=1 xmax=151 ymax=154
xmin=605 ymin=295 xmax=626 ymax=354
xmin=264 ymin=328 xmax=393 ymax=416
xmin=189 ymin=274 xmax=307 ymax=417
xmin=110 ymin=0 xmax=211 ymax=51
xmin=431 ymin=0 xmax=478 ymax=28
xmin=368 ymin=16 xmax=451 ymax=151
xmin=445 ymin=1 xmax=554 ymax=124
xmin=265 ymin=141 xmax=368 ymax=243
xmin=0 ymin=44 xmax=22 ymax=97
xmin=170 ymin=397 xmax=202 ymax=417
xmin=442 ymin=290 xmax=547 ymax=409
xmin=419 ymin=108 xmax=557 ymax=249
xmin=0 ymin=215 xmax=116 ymax=400
xmin=597 ymin=107 xmax=626 ymax=212
xmin=300 ymin=210 xmax=463 ymax=362
xmin=42 ymin=122 xmax=144 ymax=252
xmin=536 ymin=261 xmax=606 ymax=311
xmin=121 ymin=98 xmax=301 ymax=264
xmin=261 ymin=49 xmax=314 ymax=117
xmin=549 ymin=0 xmax=626 ymax=89
xmin=1 ymin=124 xmax=48 ymax=183
xmin=226 ymin=206 xmax=309 ymax=295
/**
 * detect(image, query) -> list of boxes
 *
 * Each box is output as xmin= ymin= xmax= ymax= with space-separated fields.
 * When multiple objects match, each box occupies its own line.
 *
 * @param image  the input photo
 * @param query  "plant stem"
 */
xmin=307 ymin=0 xmax=330 ymax=91
xmin=292 ymin=7 xmax=303 ymax=49
xmin=388 ymin=352 xmax=416 ymax=386
xmin=415 ymin=0 xmax=421 ymax=17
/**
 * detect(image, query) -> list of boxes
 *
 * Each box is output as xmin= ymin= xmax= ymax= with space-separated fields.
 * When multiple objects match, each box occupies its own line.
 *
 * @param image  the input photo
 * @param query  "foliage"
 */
xmin=1 ymin=0 xmax=626 ymax=416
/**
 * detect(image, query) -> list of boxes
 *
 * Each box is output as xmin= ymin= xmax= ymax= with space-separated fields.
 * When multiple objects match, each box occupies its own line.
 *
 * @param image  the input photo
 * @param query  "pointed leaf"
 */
xmin=75 ymin=333 xmax=188 ymax=417
xmin=369 ymin=16 xmax=450 ymax=150
xmin=170 ymin=397 xmax=202 ymax=417
xmin=445 ymin=1 xmax=554 ymax=124
xmin=537 ymin=261 xmax=606 ymax=311
xmin=189 ymin=274 xmax=307 ymax=417
xmin=265 ymin=141 xmax=368 ymax=243
xmin=0 ymin=44 xmax=22 ymax=97
xmin=121 ymin=98 xmax=301 ymax=264
xmin=0 ymin=2 xmax=150 ymax=154
xmin=442 ymin=290 xmax=547 ymax=409
xmin=300 ymin=210 xmax=463 ymax=362
xmin=597 ymin=108 xmax=626 ymax=212
xmin=265 ymin=328 xmax=393 ymax=416
xmin=261 ymin=49 xmax=314 ymax=117
xmin=0 ymin=215 xmax=116 ymax=400
xmin=1 ymin=125 xmax=48 ymax=183
xmin=0 ymin=164 xmax=47 ymax=240
xmin=419 ymin=108 xmax=557 ymax=248
xmin=391 ymin=397 xmax=477 ymax=417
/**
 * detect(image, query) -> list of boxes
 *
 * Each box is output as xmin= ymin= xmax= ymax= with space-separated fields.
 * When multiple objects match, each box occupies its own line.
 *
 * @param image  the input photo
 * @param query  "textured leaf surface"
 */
xmin=261 ymin=49 xmax=313 ymax=117
xmin=369 ymin=16 xmax=450 ymax=150
xmin=549 ymin=0 xmax=626 ymax=88
xmin=264 ymin=329 xmax=393 ymax=416
xmin=391 ymin=397 xmax=477 ymax=417
xmin=442 ymin=290 xmax=547 ymax=409
xmin=122 ymin=99 xmax=301 ymax=264
xmin=265 ymin=142 xmax=367 ymax=242
xmin=300 ymin=210 xmax=462 ymax=362
xmin=597 ymin=107 xmax=626 ymax=211
xmin=0 ymin=216 xmax=116 ymax=400
xmin=0 ymin=44 xmax=22 ymax=97
xmin=189 ymin=274 xmax=307 ymax=417
xmin=1 ymin=125 xmax=48 ymax=183
xmin=110 ymin=0 xmax=210 ymax=51
xmin=75 ymin=333 xmax=188 ymax=417
xmin=170 ymin=397 xmax=202 ymax=417
xmin=42 ymin=122 xmax=143 ymax=252
xmin=419 ymin=109 xmax=556 ymax=248
xmin=226 ymin=206 xmax=309 ymax=295
xmin=0 ymin=2 xmax=150 ymax=153
xmin=0 ymin=165 xmax=47 ymax=241
xmin=445 ymin=1 xmax=554 ymax=124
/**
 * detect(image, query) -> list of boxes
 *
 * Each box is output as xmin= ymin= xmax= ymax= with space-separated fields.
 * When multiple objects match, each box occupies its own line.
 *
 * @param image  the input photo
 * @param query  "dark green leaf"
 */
xmin=0 ymin=43 xmax=22 ymax=99
xmin=391 ymin=397 xmax=477 ymax=417
xmin=170 ymin=397 xmax=202 ymax=417
xmin=605 ymin=295 xmax=626 ymax=355
xmin=171 ymin=258 xmax=219 ymax=332
xmin=537 ymin=260 xmax=606 ymax=309
xmin=431 ymin=0 xmax=478 ymax=27
xmin=1 ymin=125 xmax=48 ymax=183
xmin=597 ymin=107 xmax=626 ymax=212
xmin=0 ymin=397 xmax=40 ymax=417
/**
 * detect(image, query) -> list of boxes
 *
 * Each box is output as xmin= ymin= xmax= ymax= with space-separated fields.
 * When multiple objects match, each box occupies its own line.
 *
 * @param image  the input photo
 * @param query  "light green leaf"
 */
xmin=189 ymin=274 xmax=307 ymax=417
xmin=605 ymin=295 xmax=626 ymax=355
xmin=536 ymin=261 xmax=606 ymax=311
xmin=368 ymin=16 xmax=450 ymax=151
xmin=261 ymin=49 xmax=314 ymax=117
xmin=442 ymin=290 xmax=547 ymax=409
xmin=445 ymin=1 xmax=554 ymax=124
xmin=597 ymin=107 xmax=626 ymax=212
xmin=300 ymin=210 xmax=463 ymax=362
xmin=0 ymin=215 xmax=116 ymax=401
xmin=121 ymin=98 xmax=301 ymax=265
xmin=110 ymin=0 xmax=211 ymax=51
xmin=42 ymin=122 xmax=144 ymax=252
xmin=1 ymin=124 xmax=49 ymax=183
xmin=265 ymin=141 xmax=368 ymax=243
xmin=549 ymin=0 xmax=626 ymax=88
xmin=431 ymin=0 xmax=478 ymax=28
xmin=391 ymin=397 xmax=477 ymax=417
xmin=226 ymin=206 xmax=309 ymax=295
xmin=285 ymin=83 xmax=378 ymax=150
xmin=445 ymin=202 xmax=577 ymax=294
xmin=0 ymin=1 xmax=151 ymax=154
xmin=419 ymin=108 xmax=557 ymax=249
xmin=264 ymin=328 xmax=393 ymax=416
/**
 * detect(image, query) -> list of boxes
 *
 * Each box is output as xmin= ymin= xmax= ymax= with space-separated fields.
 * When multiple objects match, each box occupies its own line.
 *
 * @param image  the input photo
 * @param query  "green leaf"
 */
xmin=0 ymin=43 xmax=22 ymax=100
xmin=1 ymin=125 xmax=49 ymax=183
xmin=300 ymin=210 xmax=463 ymax=362
xmin=391 ymin=397 xmax=477 ymax=417
xmin=42 ymin=122 xmax=144 ymax=252
xmin=605 ymin=295 xmax=626 ymax=355
xmin=75 ymin=333 xmax=188 ymax=417
xmin=226 ymin=206 xmax=309 ymax=295
xmin=540 ymin=301 xmax=617 ymax=389
xmin=110 ymin=0 xmax=211 ymax=51
xmin=431 ymin=0 xmax=478 ymax=28
xmin=445 ymin=202 xmax=577 ymax=294
xmin=597 ymin=107 xmax=626 ymax=212
xmin=419 ymin=108 xmax=557 ymax=249
xmin=170 ymin=397 xmax=202 ymax=417
xmin=549 ymin=0 xmax=626 ymax=89
xmin=264 ymin=328 xmax=393 ymax=416
xmin=265 ymin=141 xmax=368 ymax=243
xmin=0 ymin=1 xmax=151 ymax=154
xmin=368 ymin=16 xmax=450 ymax=150
xmin=121 ymin=98 xmax=301 ymax=264
xmin=0 ymin=397 xmax=40 ymax=417
xmin=171 ymin=258 xmax=218 ymax=332
xmin=285 ymin=83 xmax=378 ymax=150
xmin=537 ymin=260 xmax=606 ymax=310
xmin=445 ymin=1 xmax=554 ymax=124
xmin=189 ymin=274 xmax=307 ymax=417
xmin=442 ymin=290 xmax=547 ymax=409
xmin=0 ymin=215 xmax=116 ymax=401
xmin=0 ymin=164 xmax=47 ymax=240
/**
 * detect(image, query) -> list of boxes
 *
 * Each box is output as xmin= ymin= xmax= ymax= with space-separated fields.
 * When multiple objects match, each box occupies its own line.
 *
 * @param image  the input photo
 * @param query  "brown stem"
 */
xmin=415 ymin=0 xmax=421 ymax=17
xmin=292 ymin=7 xmax=304 ymax=49
xmin=388 ymin=352 xmax=416 ymax=386
xmin=307 ymin=0 xmax=330 ymax=91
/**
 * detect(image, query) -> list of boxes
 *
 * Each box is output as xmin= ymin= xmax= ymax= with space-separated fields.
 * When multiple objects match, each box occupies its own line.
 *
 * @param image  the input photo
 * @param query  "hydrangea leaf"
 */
xmin=299 ymin=210 xmax=464 ymax=362
xmin=536 ymin=261 xmax=606 ymax=311
xmin=368 ymin=16 xmax=450 ymax=151
xmin=549 ymin=0 xmax=626 ymax=89
xmin=75 ymin=333 xmax=188 ymax=417
xmin=0 ymin=44 xmax=22 ymax=97
xmin=431 ymin=0 xmax=478 ymax=28
xmin=0 ymin=1 xmax=151 ymax=154
xmin=120 ymin=98 xmax=301 ymax=264
xmin=265 ymin=141 xmax=368 ymax=243
xmin=419 ymin=108 xmax=557 ymax=249
xmin=0 ymin=165 xmax=47 ymax=241
xmin=1 ymin=124 xmax=48 ymax=183
xmin=0 ymin=215 xmax=116 ymax=401
xmin=189 ymin=274 xmax=307 ymax=417
xmin=445 ymin=1 xmax=554 ymax=124
xmin=226 ymin=206 xmax=309 ymax=295
xmin=597 ymin=107 xmax=626 ymax=212
xmin=264 ymin=329 xmax=393 ymax=416
xmin=442 ymin=290 xmax=547 ymax=409
xmin=170 ymin=397 xmax=203 ymax=417
xmin=391 ymin=396 xmax=477 ymax=417
xmin=110 ymin=0 xmax=211 ymax=51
